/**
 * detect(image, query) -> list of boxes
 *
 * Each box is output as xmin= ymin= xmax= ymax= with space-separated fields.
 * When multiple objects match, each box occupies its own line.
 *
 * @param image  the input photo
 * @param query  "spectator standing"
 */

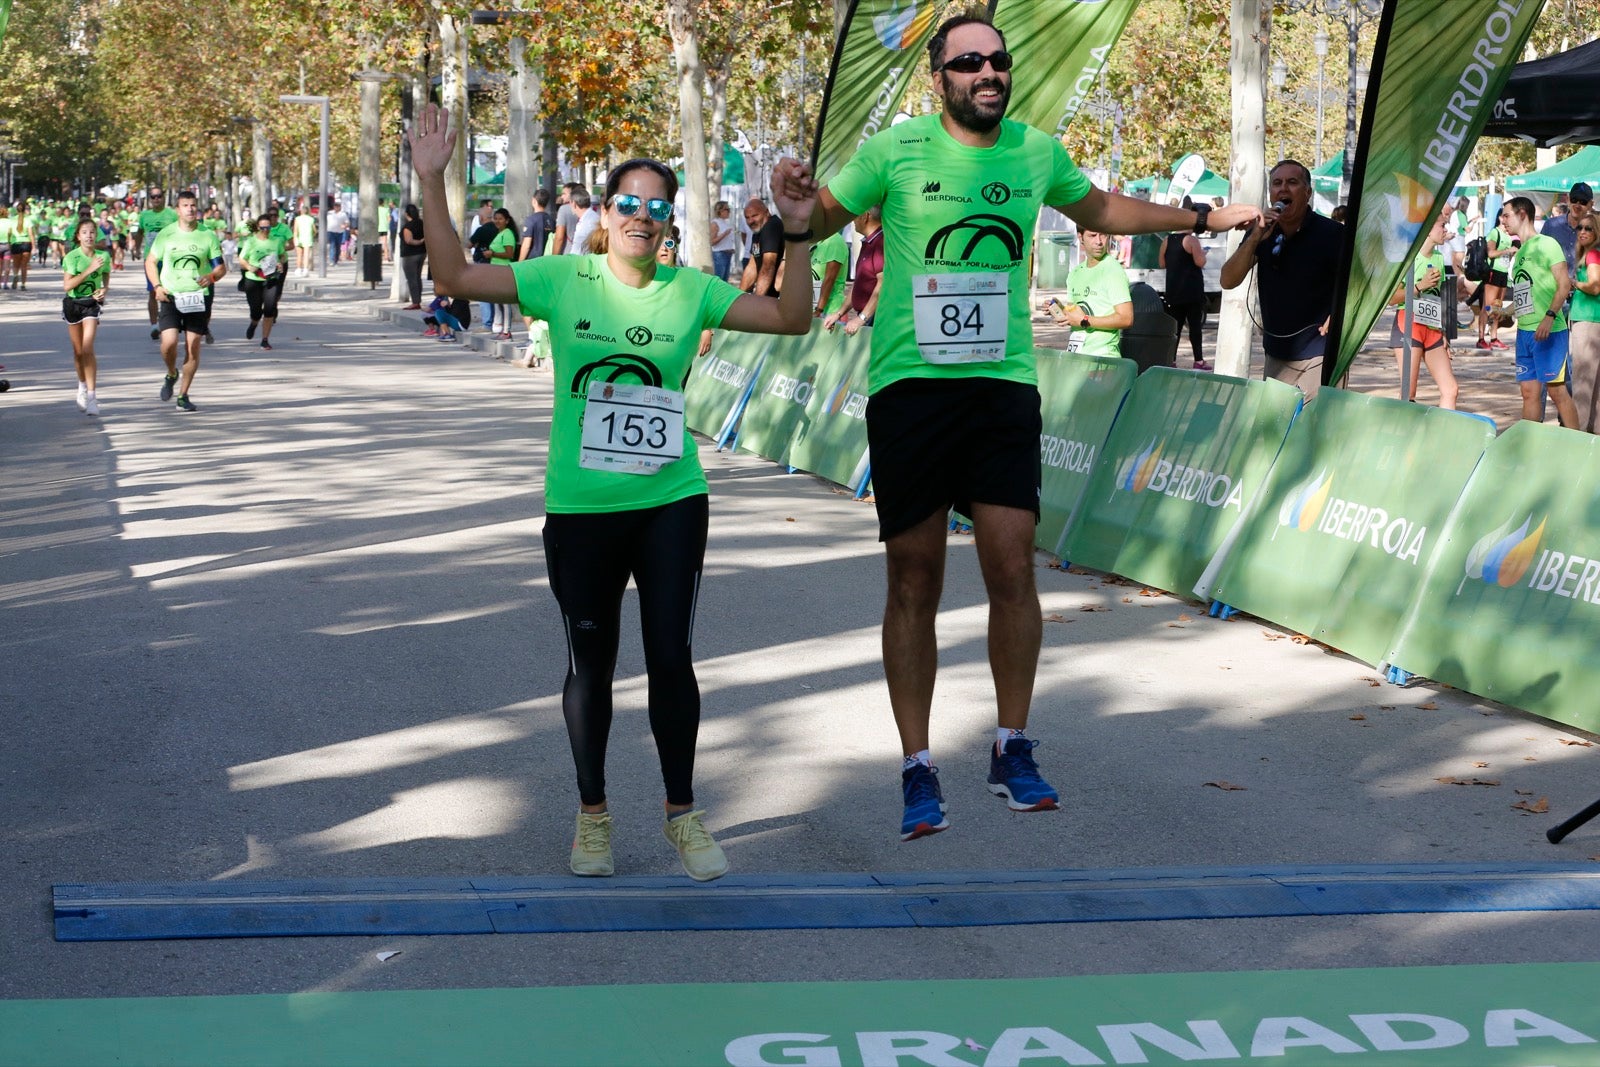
xmin=486 ymin=207 xmax=519 ymax=338
xmin=468 ymin=201 xmax=499 ymax=329
xmin=519 ymin=189 xmax=553 ymax=261
xmin=710 ymin=200 xmax=737 ymax=281
xmin=811 ymin=229 xmax=849 ymax=321
xmin=1160 ymin=197 xmax=1211 ymax=369
xmin=1567 ymin=212 xmax=1600 ymax=432
xmin=398 ymin=203 xmax=426 ymax=309
xmin=1505 ymin=195 xmax=1580 ymax=429
xmin=569 ymin=191 xmax=601 ymax=255
xmin=740 ymin=197 xmax=785 ymax=296
xmin=324 ymin=201 xmax=350 ymax=266
xmin=824 ymin=207 xmax=883 ymax=335
xmin=1541 ymin=182 xmax=1591 ymax=275
xmin=1479 ymin=204 xmax=1519 ymax=350
xmin=1220 ymin=159 xmax=1342 ymax=397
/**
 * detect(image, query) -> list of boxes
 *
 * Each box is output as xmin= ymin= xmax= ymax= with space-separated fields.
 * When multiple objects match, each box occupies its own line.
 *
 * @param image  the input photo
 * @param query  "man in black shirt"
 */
xmin=519 ymin=189 xmax=553 ymax=261
xmin=1221 ymin=159 xmax=1343 ymax=397
xmin=739 ymin=197 xmax=785 ymax=296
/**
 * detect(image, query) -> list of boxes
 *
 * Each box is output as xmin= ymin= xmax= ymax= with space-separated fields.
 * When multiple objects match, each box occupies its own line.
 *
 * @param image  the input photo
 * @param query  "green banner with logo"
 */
xmin=1036 ymin=350 xmax=1135 ymax=558
xmin=787 ymin=325 xmax=874 ymax=491
xmin=685 ymin=335 xmax=769 ymax=441
xmin=1061 ymin=370 xmax=1300 ymax=594
xmin=1205 ymin=390 xmax=1494 ymax=667
xmin=0 ymin=0 xmax=11 ymax=48
xmin=734 ymin=330 xmax=832 ymax=468
xmin=990 ymin=0 xmax=1143 ymax=142
xmin=811 ymin=0 xmax=941 ymax=185
xmin=1328 ymin=0 xmax=1546 ymax=385
xmin=1388 ymin=421 xmax=1600 ymax=733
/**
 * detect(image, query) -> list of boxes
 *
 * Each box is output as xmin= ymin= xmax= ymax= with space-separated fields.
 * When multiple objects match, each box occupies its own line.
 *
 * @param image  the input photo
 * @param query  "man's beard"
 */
xmin=944 ymin=76 xmax=1010 ymax=134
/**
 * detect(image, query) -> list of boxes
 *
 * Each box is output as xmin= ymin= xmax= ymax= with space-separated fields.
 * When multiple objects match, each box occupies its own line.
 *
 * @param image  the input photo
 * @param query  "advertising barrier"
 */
xmin=1205 ymin=390 xmax=1495 ymax=667
xmin=734 ymin=331 xmax=831 ymax=468
xmin=685 ymin=335 xmax=769 ymax=443
xmin=1061 ymin=370 xmax=1300 ymax=595
xmin=786 ymin=326 xmax=874 ymax=492
xmin=1036 ymin=350 xmax=1136 ymax=557
xmin=1387 ymin=422 xmax=1600 ymax=734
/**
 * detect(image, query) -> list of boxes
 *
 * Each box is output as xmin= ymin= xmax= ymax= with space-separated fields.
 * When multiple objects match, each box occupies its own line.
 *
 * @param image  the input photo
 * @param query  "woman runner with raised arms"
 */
xmin=408 ymin=104 xmax=817 ymax=881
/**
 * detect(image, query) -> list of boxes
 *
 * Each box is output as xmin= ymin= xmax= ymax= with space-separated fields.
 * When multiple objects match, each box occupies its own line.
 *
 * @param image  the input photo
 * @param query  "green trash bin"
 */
xmin=1035 ymin=232 xmax=1074 ymax=289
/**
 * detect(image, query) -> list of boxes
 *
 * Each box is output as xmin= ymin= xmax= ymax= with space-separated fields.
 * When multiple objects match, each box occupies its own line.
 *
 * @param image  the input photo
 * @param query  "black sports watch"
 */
xmin=1191 ymin=203 xmax=1211 ymax=234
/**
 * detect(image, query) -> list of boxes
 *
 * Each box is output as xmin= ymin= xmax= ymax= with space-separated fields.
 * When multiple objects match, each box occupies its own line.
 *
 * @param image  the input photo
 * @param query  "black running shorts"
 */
xmin=865 ymin=376 xmax=1042 ymax=542
xmin=156 ymin=292 xmax=213 ymax=334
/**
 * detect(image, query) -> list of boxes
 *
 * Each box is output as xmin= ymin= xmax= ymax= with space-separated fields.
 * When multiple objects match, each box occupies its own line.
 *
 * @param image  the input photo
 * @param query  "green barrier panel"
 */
xmin=1037 ymin=350 xmax=1136 ymax=557
xmin=684 ymin=332 xmax=770 ymax=439
xmin=787 ymin=325 xmax=873 ymax=491
xmin=1061 ymin=369 xmax=1300 ymax=594
xmin=1204 ymin=390 xmax=1495 ymax=666
xmin=734 ymin=328 xmax=829 ymax=468
xmin=1388 ymin=421 xmax=1600 ymax=733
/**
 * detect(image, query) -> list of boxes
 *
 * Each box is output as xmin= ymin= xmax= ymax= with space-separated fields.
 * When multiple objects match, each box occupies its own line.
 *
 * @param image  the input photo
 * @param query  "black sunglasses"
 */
xmin=937 ymin=50 xmax=1013 ymax=74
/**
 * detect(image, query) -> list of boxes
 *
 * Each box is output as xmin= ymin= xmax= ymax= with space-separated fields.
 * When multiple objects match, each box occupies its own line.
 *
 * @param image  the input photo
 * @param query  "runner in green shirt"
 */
xmin=410 ymin=103 xmax=816 ymax=883
xmin=61 ymin=217 xmax=112 ymax=415
xmin=10 ymin=206 xmax=36 ymax=287
xmin=0 ymin=209 xmax=13 ymax=290
xmin=1504 ymin=195 xmax=1578 ymax=428
xmin=145 ymin=190 xmax=226 ymax=411
xmin=811 ymin=231 xmax=849 ymax=319
xmin=139 ymin=190 xmax=180 ymax=339
xmin=1385 ymin=214 xmax=1458 ymax=409
xmin=792 ymin=11 xmax=1260 ymax=841
xmin=1047 ymin=227 xmax=1132 ymax=359
xmin=238 ymin=213 xmax=288 ymax=349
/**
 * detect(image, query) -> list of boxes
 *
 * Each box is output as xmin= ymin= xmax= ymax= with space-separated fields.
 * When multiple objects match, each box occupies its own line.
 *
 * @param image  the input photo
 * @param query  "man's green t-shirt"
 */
xmin=1510 ymin=233 xmax=1568 ymax=332
xmin=1063 ymin=253 xmax=1132 ymax=358
xmin=139 ymin=206 xmax=178 ymax=246
xmin=511 ymin=254 xmax=743 ymax=514
xmin=239 ymin=232 xmax=286 ymax=282
xmin=149 ymin=224 xmax=223 ymax=293
xmin=293 ymin=213 xmax=317 ymax=247
xmin=826 ymin=114 xmax=1092 ymax=394
xmin=811 ymin=232 xmax=850 ymax=317
xmin=63 ymin=246 xmax=110 ymax=298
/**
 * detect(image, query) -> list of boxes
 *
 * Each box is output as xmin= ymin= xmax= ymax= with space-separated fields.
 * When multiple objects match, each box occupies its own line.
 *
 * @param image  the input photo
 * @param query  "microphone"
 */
xmin=1269 ymin=200 xmax=1289 ymax=257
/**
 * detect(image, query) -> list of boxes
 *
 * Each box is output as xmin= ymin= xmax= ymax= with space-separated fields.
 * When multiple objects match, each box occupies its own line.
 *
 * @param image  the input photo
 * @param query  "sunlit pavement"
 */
xmin=4 ymin=265 xmax=1600 ymax=1066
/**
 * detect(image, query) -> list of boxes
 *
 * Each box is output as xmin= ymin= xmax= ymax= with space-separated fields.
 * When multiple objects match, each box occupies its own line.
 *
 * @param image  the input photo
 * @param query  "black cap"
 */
xmin=1571 ymin=182 xmax=1593 ymax=204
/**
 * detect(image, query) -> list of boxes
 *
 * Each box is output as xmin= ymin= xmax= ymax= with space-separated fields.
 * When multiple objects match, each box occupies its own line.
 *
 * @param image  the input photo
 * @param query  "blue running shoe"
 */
xmin=901 ymin=763 xmax=949 ymax=841
xmin=988 ymin=738 xmax=1060 ymax=811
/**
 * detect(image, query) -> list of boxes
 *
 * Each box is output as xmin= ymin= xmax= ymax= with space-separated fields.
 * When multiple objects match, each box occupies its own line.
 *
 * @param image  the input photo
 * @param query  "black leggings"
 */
xmin=1166 ymin=297 xmax=1206 ymax=363
xmin=244 ymin=277 xmax=281 ymax=322
xmin=402 ymin=253 xmax=425 ymax=305
xmin=542 ymin=494 xmax=709 ymax=807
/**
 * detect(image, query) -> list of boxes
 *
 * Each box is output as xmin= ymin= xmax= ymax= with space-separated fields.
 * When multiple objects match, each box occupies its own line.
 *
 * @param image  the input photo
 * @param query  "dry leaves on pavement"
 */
xmin=1080 ymin=604 xmax=1108 ymax=612
xmin=1558 ymin=738 xmax=1594 ymax=747
xmin=1204 ymin=780 xmax=1247 ymax=791
xmin=1435 ymin=776 xmax=1500 ymax=787
xmin=1512 ymin=797 xmax=1551 ymax=814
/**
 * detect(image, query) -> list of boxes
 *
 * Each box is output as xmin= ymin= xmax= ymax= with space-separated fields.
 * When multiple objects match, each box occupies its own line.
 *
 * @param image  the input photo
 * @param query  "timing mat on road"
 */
xmin=53 ymin=862 xmax=1600 ymax=941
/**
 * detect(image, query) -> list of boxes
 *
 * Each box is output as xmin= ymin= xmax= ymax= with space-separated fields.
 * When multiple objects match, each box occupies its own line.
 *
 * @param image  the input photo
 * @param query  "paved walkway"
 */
xmin=3 ymin=260 xmax=1599 ymax=1066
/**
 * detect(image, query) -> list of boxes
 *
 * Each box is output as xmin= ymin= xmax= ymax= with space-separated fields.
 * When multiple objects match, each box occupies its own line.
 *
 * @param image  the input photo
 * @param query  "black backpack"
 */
xmin=1463 ymin=236 xmax=1489 ymax=282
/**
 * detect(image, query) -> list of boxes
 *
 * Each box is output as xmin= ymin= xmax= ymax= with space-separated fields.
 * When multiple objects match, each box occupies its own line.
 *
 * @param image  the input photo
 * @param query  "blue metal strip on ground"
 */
xmin=52 ymin=863 xmax=1600 ymax=942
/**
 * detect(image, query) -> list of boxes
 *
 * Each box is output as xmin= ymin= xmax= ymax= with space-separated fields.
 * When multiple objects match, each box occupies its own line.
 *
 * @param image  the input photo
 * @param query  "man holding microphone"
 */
xmin=1220 ymin=159 xmax=1343 ymax=397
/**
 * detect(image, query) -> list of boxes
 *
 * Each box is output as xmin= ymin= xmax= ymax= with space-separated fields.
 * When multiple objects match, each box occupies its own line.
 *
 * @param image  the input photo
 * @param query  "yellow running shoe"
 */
xmin=663 ymin=810 xmax=728 ymax=882
xmin=569 ymin=811 xmax=614 ymax=877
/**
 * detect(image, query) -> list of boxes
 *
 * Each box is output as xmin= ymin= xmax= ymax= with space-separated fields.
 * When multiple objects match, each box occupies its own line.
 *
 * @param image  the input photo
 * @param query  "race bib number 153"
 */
xmin=579 ymin=381 xmax=685 ymax=475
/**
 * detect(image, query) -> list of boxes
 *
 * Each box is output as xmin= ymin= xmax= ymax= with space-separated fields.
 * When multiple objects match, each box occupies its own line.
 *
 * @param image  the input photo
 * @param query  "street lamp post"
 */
xmin=280 ymin=94 xmax=331 ymax=278
xmin=1280 ymin=0 xmax=1381 ymax=203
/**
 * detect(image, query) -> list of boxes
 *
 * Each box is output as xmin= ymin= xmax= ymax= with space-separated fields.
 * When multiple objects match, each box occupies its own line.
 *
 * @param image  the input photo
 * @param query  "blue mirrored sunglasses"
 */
xmin=608 ymin=194 xmax=672 ymax=222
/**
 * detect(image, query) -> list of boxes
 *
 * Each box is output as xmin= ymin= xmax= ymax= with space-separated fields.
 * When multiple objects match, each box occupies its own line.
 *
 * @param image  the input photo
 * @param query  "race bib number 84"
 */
xmin=579 ymin=381 xmax=685 ymax=475
xmin=912 ymin=272 xmax=1007 ymax=364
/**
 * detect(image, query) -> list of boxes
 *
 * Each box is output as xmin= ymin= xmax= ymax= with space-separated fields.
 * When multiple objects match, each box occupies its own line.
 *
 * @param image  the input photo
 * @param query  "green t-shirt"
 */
xmin=139 ymin=207 xmax=178 ymax=244
xmin=0 ymin=218 xmax=11 ymax=244
xmin=149 ymin=224 xmax=223 ymax=293
xmin=811 ymin=233 xmax=850 ymax=317
xmin=63 ymin=246 xmax=110 ymax=298
xmin=511 ymin=254 xmax=743 ymax=514
xmin=116 ymin=210 xmax=133 ymax=236
xmin=1412 ymin=247 xmax=1446 ymax=291
xmin=826 ymin=114 xmax=1092 ymax=394
xmin=1063 ymin=253 xmax=1132 ymax=358
xmin=1573 ymin=251 xmax=1600 ymax=325
xmin=489 ymin=226 xmax=516 ymax=261
xmin=1510 ymin=233 xmax=1568 ymax=332
xmin=269 ymin=222 xmax=293 ymax=248
xmin=239 ymin=232 xmax=287 ymax=282
xmin=293 ymin=213 xmax=317 ymax=246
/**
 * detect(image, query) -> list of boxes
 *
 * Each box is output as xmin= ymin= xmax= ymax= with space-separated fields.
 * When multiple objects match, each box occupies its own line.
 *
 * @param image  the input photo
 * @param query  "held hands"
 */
xmin=769 ymin=157 xmax=819 ymax=231
xmin=408 ymin=104 xmax=458 ymax=180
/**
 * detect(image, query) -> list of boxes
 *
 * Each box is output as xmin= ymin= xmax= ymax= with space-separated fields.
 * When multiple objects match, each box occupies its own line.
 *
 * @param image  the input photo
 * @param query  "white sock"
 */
xmin=902 ymin=750 xmax=932 ymax=771
xmin=997 ymin=728 xmax=1027 ymax=752
xmin=76 ymin=382 xmax=87 ymax=396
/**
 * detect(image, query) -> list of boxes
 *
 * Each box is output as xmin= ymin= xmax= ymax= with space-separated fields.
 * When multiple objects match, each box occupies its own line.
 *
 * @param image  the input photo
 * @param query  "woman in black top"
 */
xmin=1160 ymin=197 xmax=1210 ymax=370
xmin=398 ymin=203 xmax=426 ymax=309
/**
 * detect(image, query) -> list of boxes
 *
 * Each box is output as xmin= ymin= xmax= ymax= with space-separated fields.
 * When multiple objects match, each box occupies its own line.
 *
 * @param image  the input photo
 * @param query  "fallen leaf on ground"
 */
xmin=1102 ymin=575 xmax=1132 ymax=586
xmin=1473 ymin=761 xmax=1489 ymax=768
xmin=1178 ymin=613 xmax=1193 ymax=622
xmin=1558 ymin=739 xmax=1595 ymax=747
xmin=1043 ymin=614 xmax=1071 ymax=624
xmin=1204 ymin=780 xmax=1247 ymax=791
xmin=1220 ymin=665 xmax=1233 ymax=670
xmin=1435 ymin=777 xmax=1500 ymax=786
xmin=1066 ymin=565 xmax=1091 ymax=575
xmin=1139 ymin=588 xmax=1163 ymax=598
xmin=785 ymin=517 xmax=796 ymax=522
xmin=1418 ymin=702 xmax=1439 ymax=710
xmin=1166 ymin=622 xmax=1185 ymax=628
xmin=1379 ymin=705 xmax=1397 ymax=710
xmin=1349 ymin=714 xmax=1367 ymax=721
xmin=1290 ymin=633 xmax=1313 ymax=644
xmin=1080 ymin=604 xmax=1108 ymax=612
xmin=1122 ymin=597 xmax=1133 ymax=603
xmin=1365 ymin=679 xmax=1382 ymax=687
xmin=1524 ymin=756 xmax=1538 ymax=762
xmin=1261 ymin=631 xmax=1286 ymax=641
xmin=1512 ymin=797 xmax=1550 ymax=814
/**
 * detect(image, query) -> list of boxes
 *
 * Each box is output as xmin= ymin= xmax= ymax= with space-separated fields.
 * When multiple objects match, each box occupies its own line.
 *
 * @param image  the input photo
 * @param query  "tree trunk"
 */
xmin=506 ymin=10 xmax=544 ymax=234
xmin=707 ymin=59 xmax=731 ymax=194
xmin=1215 ymin=0 xmax=1268 ymax=378
xmin=668 ymin=0 xmax=713 ymax=271
xmin=436 ymin=10 xmax=470 ymax=243
xmin=357 ymin=72 xmax=385 ymax=285
xmin=251 ymin=121 xmax=272 ymax=218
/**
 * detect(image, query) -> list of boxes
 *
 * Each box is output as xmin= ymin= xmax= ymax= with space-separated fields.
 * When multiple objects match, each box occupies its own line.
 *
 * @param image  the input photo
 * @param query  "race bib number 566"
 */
xmin=912 ymin=272 xmax=1007 ymax=364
